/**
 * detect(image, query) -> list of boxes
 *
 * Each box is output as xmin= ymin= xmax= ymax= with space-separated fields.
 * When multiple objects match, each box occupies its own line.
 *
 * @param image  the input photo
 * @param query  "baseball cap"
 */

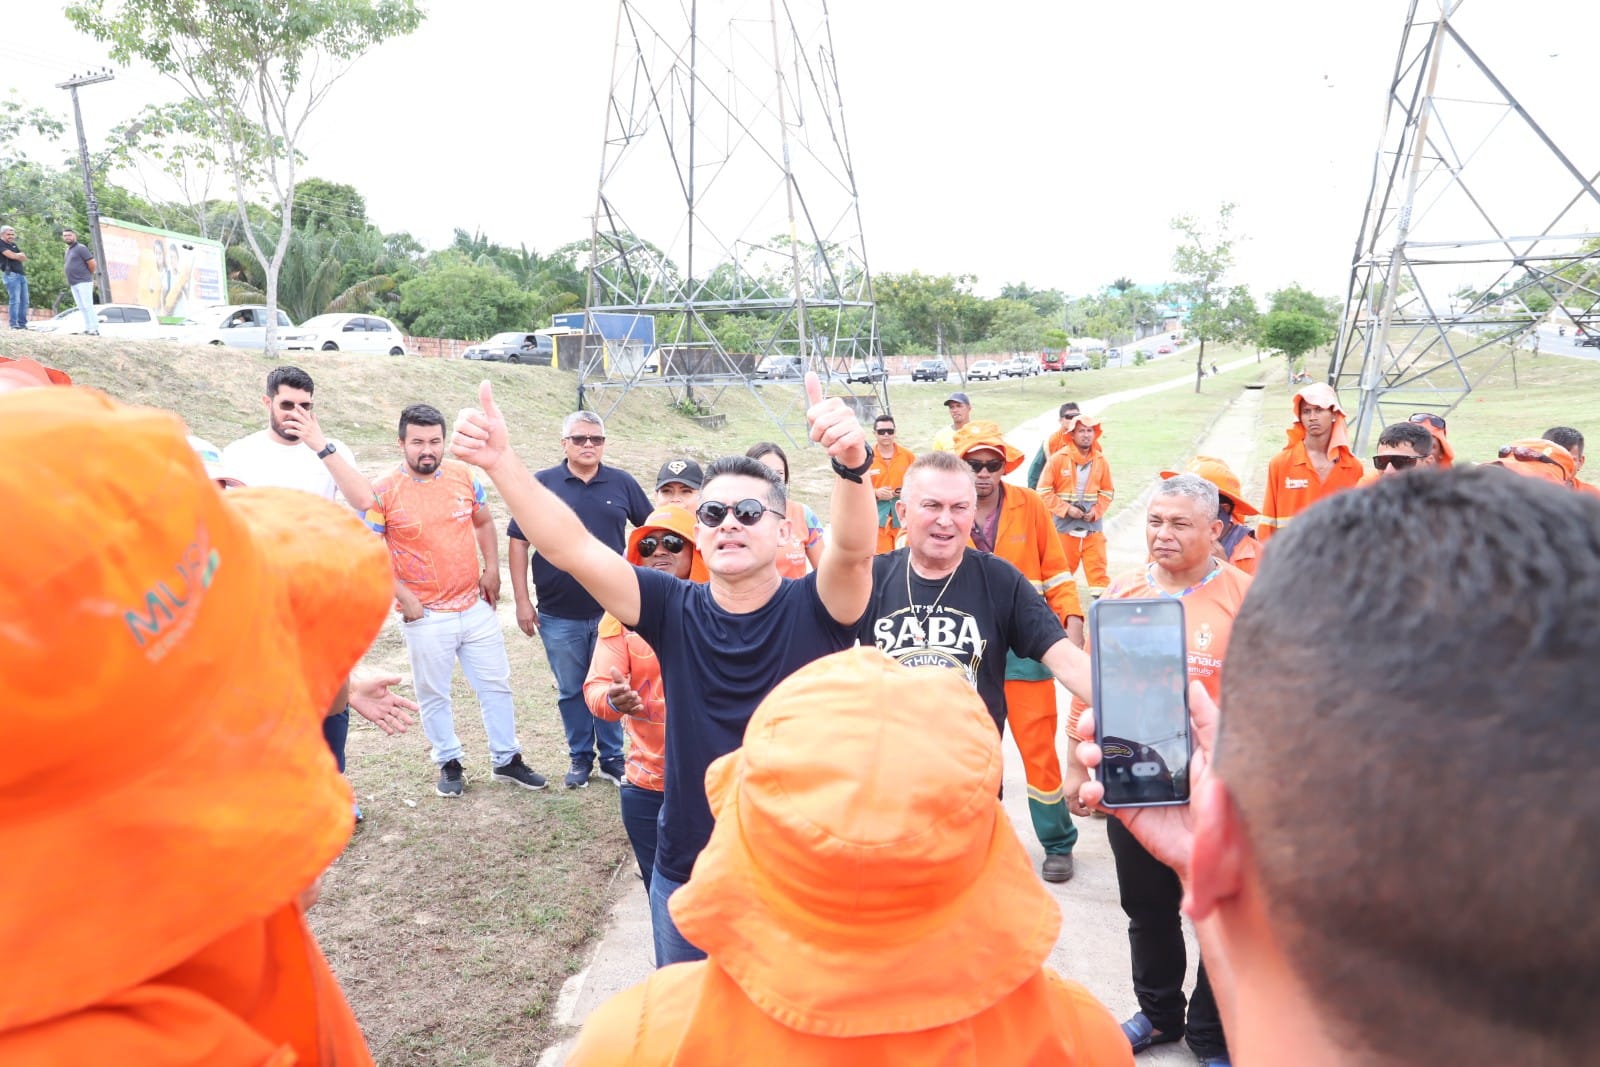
xmin=0 ymin=387 xmax=393 ymax=1028
xmin=943 ymin=392 xmax=971 ymax=407
xmin=187 ymin=434 xmax=245 ymax=487
xmin=655 ymin=457 xmax=704 ymax=491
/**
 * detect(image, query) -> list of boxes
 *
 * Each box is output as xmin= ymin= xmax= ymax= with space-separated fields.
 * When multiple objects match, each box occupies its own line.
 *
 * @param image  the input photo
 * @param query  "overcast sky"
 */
xmin=7 ymin=0 xmax=1598 ymax=302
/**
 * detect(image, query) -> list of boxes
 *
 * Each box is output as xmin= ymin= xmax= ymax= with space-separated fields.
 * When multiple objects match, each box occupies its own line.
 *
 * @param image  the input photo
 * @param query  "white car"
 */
xmin=28 ymin=303 xmax=178 ymax=339
xmin=297 ymin=313 xmax=407 ymax=356
xmin=173 ymin=305 xmax=314 ymax=350
xmin=968 ymin=359 xmax=1002 ymax=381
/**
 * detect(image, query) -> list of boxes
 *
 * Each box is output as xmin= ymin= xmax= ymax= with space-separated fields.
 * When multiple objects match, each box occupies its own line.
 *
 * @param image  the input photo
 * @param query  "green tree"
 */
xmin=986 ymin=299 xmax=1047 ymax=355
xmin=1170 ymin=202 xmax=1248 ymax=392
xmin=291 ymin=178 xmax=366 ymax=232
xmin=874 ymin=271 xmax=993 ymax=360
xmin=1259 ymin=311 xmax=1328 ymax=373
xmin=396 ymin=257 xmax=537 ymax=339
xmin=69 ymin=0 xmax=426 ymax=353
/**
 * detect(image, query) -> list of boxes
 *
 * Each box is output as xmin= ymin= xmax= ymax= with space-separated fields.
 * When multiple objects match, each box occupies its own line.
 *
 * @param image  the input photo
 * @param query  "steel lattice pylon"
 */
xmin=575 ymin=0 xmax=885 ymax=436
xmin=1331 ymin=0 xmax=1600 ymax=452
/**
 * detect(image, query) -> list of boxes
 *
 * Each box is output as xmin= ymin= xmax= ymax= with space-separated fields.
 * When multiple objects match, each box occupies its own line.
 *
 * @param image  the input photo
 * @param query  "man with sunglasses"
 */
xmin=958 ymin=421 xmax=1086 ymax=883
xmin=867 ymin=413 xmax=915 ymax=553
xmin=1367 ymin=421 xmax=1438 ymax=481
xmin=508 ymin=410 xmax=652 ymax=790
xmin=453 ymin=375 xmax=878 ymax=967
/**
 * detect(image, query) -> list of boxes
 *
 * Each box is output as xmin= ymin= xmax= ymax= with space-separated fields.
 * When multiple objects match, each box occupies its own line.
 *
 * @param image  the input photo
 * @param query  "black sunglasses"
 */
xmin=638 ymin=532 xmax=689 ymax=558
xmin=875 ymin=426 xmax=896 ymax=435
xmin=966 ymin=458 xmax=1004 ymax=474
xmin=1409 ymin=412 xmax=1447 ymax=431
xmin=696 ymin=498 xmax=773 ymax=527
xmin=565 ymin=434 xmax=606 ymax=446
xmin=1372 ymin=453 xmax=1422 ymax=471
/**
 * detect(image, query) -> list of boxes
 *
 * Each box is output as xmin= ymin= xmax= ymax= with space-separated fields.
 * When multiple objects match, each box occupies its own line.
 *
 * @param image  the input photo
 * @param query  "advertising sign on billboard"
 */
xmin=100 ymin=218 xmax=228 ymax=322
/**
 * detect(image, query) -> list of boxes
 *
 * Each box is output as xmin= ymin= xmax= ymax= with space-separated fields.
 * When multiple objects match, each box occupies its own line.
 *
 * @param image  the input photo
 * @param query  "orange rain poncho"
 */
xmin=0 ymin=387 xmax=392 ymax=1065
xmin=567 ymin=648 xmax=1133 ymax=1067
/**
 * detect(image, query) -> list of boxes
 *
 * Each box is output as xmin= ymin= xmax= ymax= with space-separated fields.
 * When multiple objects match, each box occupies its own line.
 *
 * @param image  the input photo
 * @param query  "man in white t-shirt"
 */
xmin=224 ymin=364 xmax=379 ymax=821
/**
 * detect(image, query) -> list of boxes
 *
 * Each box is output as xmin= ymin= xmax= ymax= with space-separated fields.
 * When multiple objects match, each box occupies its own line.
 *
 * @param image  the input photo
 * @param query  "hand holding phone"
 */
xmin=1089 ymin=598 xmax=1192 ymax=808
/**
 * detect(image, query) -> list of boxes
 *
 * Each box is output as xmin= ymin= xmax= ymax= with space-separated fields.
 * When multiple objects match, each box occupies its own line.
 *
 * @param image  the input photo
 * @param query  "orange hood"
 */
xmin=669 ymin=647 xmax=1060 ymax=1038
xmin=1057 ymin=414 xmax=1104 ymax=463
xmin=1286 ymin=382 xmax=1355 ymax=459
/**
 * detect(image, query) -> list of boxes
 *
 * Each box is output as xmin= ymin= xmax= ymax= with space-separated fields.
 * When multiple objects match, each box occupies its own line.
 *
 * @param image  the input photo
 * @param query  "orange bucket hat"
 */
xmin=627 ymin=503 xmax=708 ymax=582
xmin=1491 ymin=438 xmax=1576 ymax=486
xmin=0 ymin=387 xmax=393 ymax=1032
xmin=1160 ymin=455 xmax=1258 ymax=517
xmin=953 ymin=419 xmax=1025 ymax=474
xmin=669 ymin=647 xmax=1061 ymax=1038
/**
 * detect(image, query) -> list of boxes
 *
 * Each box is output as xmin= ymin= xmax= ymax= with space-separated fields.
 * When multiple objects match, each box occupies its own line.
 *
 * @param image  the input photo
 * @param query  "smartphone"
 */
xmin=1089 ymin=598 xmax=1192 ymax=808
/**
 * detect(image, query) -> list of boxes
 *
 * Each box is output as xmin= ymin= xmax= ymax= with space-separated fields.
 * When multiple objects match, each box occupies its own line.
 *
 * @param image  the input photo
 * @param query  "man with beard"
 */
xmin=367 ymin=403 xmax=547 ymax=797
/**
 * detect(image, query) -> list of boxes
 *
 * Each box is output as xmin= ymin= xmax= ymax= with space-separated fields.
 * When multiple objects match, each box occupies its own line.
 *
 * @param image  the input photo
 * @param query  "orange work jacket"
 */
xmin=1038 ymin=446 xmax=1115 ymax=524
xmin=1258 ymin=441 xmax=1364 ymax=543
xmin=565 ymin=956 xmax=1133 ymax=1067
xmin=584 ymin=617 xmax=667 ymax=791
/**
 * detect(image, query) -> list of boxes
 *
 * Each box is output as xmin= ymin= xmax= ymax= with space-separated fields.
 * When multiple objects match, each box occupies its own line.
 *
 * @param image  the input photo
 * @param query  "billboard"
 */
xmin=100 ymin=218 xmax=228 ymax=322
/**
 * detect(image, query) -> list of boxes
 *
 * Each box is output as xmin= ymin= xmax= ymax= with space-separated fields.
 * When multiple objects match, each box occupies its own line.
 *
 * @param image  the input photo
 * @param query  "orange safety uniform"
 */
xmin=1258 ymin=384 xmax=1365 ymax=543
xmin=567 ymin=648 xmax=1134 ymax=1067
xmin=957 ymin=421 xmax=1083 ymax=859
xmin=0 ymin=389 xmax=393 ymax=1065
xmin=1038 ymin=416 xmax=1114 ymax=596
xmin=585 ymin=621 xmax=668 ymax=791
xmin=868 ymin=443 xmax=916 ymax=554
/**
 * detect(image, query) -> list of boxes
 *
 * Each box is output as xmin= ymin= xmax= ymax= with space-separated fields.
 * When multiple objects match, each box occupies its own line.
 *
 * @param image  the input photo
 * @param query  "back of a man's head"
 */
xmin=1218 ymin=467 xmax=1600 ymax=1064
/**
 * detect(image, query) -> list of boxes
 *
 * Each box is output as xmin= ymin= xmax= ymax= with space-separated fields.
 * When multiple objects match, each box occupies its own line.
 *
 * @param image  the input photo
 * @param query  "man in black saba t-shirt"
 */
xmin=862 ymin=449 xmax=1094 ymax=739
xmin=450 ymin=374 xmax=878 ymax=968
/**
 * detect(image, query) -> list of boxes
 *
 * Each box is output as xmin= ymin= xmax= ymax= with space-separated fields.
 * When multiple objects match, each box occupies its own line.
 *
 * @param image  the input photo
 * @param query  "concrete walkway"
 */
xmin=538 ymin=363 xmax=1267 ymax=1066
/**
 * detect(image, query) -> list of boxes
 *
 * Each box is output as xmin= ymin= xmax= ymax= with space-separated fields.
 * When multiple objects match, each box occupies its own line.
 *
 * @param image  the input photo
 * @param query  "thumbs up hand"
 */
xmin=452 ymin=380 xmax=511 ymax=470
xmin=804 ymin=371 xmax=868 ymax=469
xmin=606 ymin=665 xmax=644 ymax=717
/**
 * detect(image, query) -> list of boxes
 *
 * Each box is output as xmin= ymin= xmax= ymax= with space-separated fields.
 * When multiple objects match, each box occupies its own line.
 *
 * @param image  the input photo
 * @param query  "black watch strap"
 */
xmin=831 ymin=445 xmax=875 ymax=483
xmin=316 ymin=442 xmax=337 ymax=460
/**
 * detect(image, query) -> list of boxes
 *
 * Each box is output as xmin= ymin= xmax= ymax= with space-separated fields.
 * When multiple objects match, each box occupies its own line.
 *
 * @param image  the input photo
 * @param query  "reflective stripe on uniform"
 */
xmin=1027 ymin=783 xmax=1064 ymax=805
xmin=1041 ymin=571 xmax=1074 ymax=591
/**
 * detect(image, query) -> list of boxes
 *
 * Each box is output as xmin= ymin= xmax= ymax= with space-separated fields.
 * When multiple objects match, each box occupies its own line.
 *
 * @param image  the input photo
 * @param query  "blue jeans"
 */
xmin=402 ymin=600 xmax=522 ymax=768
xmin=538 ymin=612 xmax=623 ymax=763
xmin=648 ymin=865 xmax=707 ymax=967
xmin=4 ymin=272 xmax=27 ymax=329
xmin=619 ymin=784 xmax=664 ymax=891
xmin=322 ymin=708 xmax=350 ymax=772
xmin=70 ymin=281 xmax=97 ymax=333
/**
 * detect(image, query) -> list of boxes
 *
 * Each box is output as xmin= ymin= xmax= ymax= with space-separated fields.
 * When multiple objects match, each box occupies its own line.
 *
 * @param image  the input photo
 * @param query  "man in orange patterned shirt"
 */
xmin=367 ymin=403 xmax=548 ymax=797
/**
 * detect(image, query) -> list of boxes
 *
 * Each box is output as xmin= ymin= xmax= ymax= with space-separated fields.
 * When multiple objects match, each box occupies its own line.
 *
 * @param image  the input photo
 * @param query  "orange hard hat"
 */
xmin=0 ymin=386 xmax=392 ymax=1031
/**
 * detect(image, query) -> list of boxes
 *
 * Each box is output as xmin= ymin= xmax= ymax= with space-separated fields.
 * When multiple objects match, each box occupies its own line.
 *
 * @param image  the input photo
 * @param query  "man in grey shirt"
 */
xmin=62 ymin=229 xmax=98 ymax=335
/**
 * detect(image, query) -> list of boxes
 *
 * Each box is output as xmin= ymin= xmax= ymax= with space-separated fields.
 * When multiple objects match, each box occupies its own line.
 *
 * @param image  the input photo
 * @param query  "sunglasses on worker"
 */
xmin=1409 ymin=412 xmax=1447 ymax=431
xmin=564 ymin=434 xmax=606 ymax=447
xmin=695 ymin=498 xmax=774 ymax=527
xmin=637 ymin=532 xmax=689 ymax=558
xmin=1498 ymin=445 xmax=1563 ymax=468
xmin=966 ymin=457 xmax=1005 ymax=474
xmin=1372 ymin=453 xmax=1422 ymax=471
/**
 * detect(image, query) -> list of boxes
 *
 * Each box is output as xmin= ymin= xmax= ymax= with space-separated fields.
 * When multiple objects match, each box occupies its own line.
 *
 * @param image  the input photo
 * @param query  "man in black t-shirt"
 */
xmin=1 ymin=225 xmax=28 ymax=330
xmin=863 ymin=450 xmax=1093 ymax=733
xmin=450 ymin=374 xmax=878 ymax=968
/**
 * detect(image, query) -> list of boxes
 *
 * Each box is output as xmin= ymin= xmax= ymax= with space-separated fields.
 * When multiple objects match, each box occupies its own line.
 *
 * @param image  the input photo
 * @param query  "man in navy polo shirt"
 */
xmin=508 ymin=410 xmax=652 ymax=789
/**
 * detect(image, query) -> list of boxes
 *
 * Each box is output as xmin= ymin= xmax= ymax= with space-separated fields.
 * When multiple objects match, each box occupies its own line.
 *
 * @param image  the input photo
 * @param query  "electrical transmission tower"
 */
xmin=578 ymin=0 xmax=884 ymax=435
xmin=1330 ymin=0 xmax=1600 ymax=452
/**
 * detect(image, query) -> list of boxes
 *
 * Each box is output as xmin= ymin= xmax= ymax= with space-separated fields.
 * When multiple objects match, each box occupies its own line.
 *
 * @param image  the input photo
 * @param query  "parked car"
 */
xmin=1106 ymin=348 xmax=1121 ymax=361
xmin=1579 ymin=331 xmax=1600 ymax=348
xmin=1001 ymin=355 xmax=1037 ymax=377
xmin=1156 ymin=344 xmax=1175 ymax=354
xmin=1061 ymin=352 xmax=1091 ymax=371
xmin=28 ymin=303 xmax=178 ymax=339
xmin=296 ymin=313 xmax=407 ymax=356
xmin=171 ymin=305 xmax=313 ymax=350
xmin=968 ymin=359 xmax=1002 ymax=381
xmin=463 ymin=331 xmax=552 ymax=364
xmin=912 ymin=358 xmax=949 ymax=381
xmin=755 ymin=354 xmax=804 ymax=379
xmin=846 ymin=359 xmax=886 ymax=383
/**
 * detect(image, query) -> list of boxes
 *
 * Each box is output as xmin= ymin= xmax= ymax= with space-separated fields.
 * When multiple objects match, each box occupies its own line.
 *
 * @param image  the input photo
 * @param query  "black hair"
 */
xmin=745 ymin=441 xmax=791 ymax=485
xmin=267 ymin=365 xmax=315 ymax=396
xmin=1376 ymin=421 xmax=1434 ymax=455
xmin=873 ymin=413 xmax=896 ymax=429
xmin=705 ymin=454 xmax=787 ymax=512
xmin=398 ymin=403 xmax=447 ymax=440
xmin=1219 ymin=468 xmax=1600 ymax=1063
xmin=1544 ymin=426 xmax=1584 ymax=455
xmin=1059 ymin=402 xmax=1081 ymax=419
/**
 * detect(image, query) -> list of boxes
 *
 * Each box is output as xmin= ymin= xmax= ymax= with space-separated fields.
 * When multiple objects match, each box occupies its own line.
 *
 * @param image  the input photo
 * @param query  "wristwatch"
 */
xmin=831 ymin=445 xmax=875 ymax=483
xmin=316 ymin=443 xmax=337 ymax=460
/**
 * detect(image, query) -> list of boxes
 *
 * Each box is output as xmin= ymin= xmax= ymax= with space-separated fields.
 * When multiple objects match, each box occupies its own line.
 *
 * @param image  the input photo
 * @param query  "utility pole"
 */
xmin=57 ymin=68 xmax=115 ymax=304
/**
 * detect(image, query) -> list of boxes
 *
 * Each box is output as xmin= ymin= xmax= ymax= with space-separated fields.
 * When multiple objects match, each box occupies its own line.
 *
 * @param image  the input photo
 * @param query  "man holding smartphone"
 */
xmin=1066 ymin=473 xmax=1251 ymax=1067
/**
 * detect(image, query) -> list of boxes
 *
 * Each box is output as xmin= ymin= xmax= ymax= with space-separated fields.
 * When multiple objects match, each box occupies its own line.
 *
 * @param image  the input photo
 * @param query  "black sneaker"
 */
xmin=597 ymin=757 xmax=626 ymax=785
xmin=564 ymin=758 xmax=593 ymax=789
xmin=492 ymin=754 xmax=548 ymax=791
xmin=436 ymin=758 xmax=465 ymax=798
